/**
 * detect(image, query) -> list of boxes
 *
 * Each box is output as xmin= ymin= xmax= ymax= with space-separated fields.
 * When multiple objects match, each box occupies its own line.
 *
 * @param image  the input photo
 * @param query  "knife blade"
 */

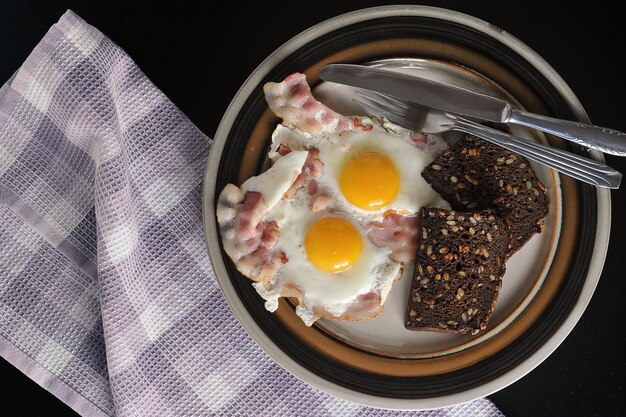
xmin=319 ymin=63 xmax=511 ymax=123
xmin=319 ymin=63 xmax=626 ymax=156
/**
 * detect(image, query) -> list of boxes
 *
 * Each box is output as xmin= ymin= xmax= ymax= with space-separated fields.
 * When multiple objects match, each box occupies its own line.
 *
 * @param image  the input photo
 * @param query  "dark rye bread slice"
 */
xmin=422 ymin=133 xmax=549 ymax=255
xmin=405 ymin=208 xmax=509 ymax=334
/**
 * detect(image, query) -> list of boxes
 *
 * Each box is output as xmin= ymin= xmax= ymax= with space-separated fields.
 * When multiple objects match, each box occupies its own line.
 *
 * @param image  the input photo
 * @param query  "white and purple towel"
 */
xmin=0 ymin=10 xmax=504 ymax=417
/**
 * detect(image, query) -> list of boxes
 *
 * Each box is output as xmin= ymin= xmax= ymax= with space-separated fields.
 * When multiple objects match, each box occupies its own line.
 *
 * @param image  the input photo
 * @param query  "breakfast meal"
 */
xmin=216 ymin=72 xmax=549 ymax=332
xmin=217 ymin=73 xmax=448 ymax=326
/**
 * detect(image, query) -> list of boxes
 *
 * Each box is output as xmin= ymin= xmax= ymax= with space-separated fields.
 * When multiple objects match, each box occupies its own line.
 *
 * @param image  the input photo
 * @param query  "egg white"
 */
xmin=257 ymin=190 xmax=400 ymax=326
xmin=268 ymin=118 xmax=448 ymax=223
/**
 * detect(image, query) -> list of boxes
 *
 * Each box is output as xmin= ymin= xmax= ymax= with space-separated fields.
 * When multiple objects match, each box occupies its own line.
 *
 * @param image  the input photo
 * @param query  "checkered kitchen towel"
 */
xmin=0 ymin=10 xmax=504 ymax=417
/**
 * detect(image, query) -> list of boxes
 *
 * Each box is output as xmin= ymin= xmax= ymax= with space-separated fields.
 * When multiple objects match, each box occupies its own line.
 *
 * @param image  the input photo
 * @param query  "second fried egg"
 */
xmin=256 ymin=194 xmax=400 ymax=326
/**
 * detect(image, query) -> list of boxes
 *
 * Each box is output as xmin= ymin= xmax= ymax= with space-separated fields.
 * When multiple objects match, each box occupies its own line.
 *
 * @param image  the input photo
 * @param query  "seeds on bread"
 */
xmin=405 ymin=208 xmax=509 ymax=334
xmin=421 ymin=133 xmax=549 ymax=255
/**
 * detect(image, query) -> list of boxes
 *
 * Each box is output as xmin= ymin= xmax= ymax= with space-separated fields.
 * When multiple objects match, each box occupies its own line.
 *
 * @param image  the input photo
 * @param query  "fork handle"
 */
xmin=508 ymin=109 xmax=626 ymax=157
xmin=450 ymin=117 xmax=622 ymax=189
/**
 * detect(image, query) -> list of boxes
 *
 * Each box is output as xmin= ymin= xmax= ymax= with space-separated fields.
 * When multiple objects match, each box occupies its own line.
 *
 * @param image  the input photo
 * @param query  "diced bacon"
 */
xmin=235 ymin=192 xmax=269 ymax=240
xmin=242 ymin=236 xmax=261 ymax=253
xmin=311 ymin=194 xmax=332 ymax=213
xmin=284 ymin=171 xmax=307 ymax=198
xmin=277 ymin=144 xmax=292 ymax=156
xmin=258 ymin=264 xmax=277 ymax=283
xmin=353 ymin=117 xmax=373 ymax=131
xmin=367 ymin=211 xmax=420 ymax=263
xmin=271 ymin=251 xmax=288 ymax=266
xmin=260 ymin=221 xmax=280 ymax=246
xmin=216 ymin=186 xmax=283 ymax=281
xmin=236 ymin=255 xmax=257 ymax=277
xmin=243 ymin=190 xmax=263 ymax=208
xmin=305 ymin=148 xmax=323 ymax=177
xmin=263 ymin=73 xmax=353 ymax=134
xmin=410 ymin=131 xmax=428 ymax=145
xmin=284 ymin=148 xmax=323 ymax=198
xmin=382 ymin=212 xmax=401 ymax=227
xmin=243 ymin=244 xmax=270 ymax=269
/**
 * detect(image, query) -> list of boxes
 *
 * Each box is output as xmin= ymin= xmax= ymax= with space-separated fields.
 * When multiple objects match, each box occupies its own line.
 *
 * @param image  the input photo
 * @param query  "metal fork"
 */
xmin=353 ymin=91 xmax=622 ymax=189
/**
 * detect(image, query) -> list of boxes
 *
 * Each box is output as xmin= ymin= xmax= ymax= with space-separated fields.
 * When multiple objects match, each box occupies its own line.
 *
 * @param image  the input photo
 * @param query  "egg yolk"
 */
xmin=340 ymin=151 xmax=399 ymax=210
xmin=304 ymin=217 xmax=363 ymax=272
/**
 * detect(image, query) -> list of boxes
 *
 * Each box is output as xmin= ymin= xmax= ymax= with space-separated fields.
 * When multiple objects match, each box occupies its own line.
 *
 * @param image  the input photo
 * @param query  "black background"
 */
xmin=0 ymin=1 xmax=624 ymax=416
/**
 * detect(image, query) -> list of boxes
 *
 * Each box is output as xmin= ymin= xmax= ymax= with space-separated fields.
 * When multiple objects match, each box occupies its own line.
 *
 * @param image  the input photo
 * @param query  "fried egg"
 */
xmin=217 ymin=149 xmax=400 ymax=325
xmin=268 ymin=120 xmax=447 ymax=222
xmin=255 ymin=192 xmax=400 ymax=326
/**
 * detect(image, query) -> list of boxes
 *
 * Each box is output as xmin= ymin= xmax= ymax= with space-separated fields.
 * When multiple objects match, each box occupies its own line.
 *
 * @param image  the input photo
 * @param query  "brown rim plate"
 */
xmin=202 ymin=6 xmax=610 ymax=409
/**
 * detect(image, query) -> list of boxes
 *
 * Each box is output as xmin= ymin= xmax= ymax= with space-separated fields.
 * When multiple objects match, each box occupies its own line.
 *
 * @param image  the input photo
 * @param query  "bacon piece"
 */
xmin=311 ymin=194 xmax=332 ymax=213
xmin=284 ymin=148 xmax=323 ymax=198
xmin=410 ymin=131 xmax=428 ymax=145
xmin=353 ymin=117 xmax=374 ymax=131
xmin=237 ymin=245 xmax=270 ymax=277
xmin=216 ymin=185 xmax=282 ymax=281
xmin=284 ymin=171 xmax=307 ymax=199
xmin=257 ymin=264 xmax=277 ymax=284
xmin=263 ymin=73 xmax=353 ymax=134
xmin=307 ymin=179 xmax=318 ymax=196
xmin=235 ymin=192 xmax=268 ymax=241
xmin=271 ymin=251 xmax=288 ymax=266
xmin=260 ymin=221 xmax=280 ymax=247
xmin=277 ymin=144 xmax=292 ymax=156
xmin=305 ymin=148 xmax=323 ymax=177
xmin=367 ymin=211 xmax=421 ymax=263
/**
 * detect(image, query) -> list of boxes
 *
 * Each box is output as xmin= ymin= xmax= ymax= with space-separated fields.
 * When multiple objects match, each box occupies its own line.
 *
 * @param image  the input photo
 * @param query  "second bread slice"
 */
xmin=405 ymin=207 xmax=509 ymax=335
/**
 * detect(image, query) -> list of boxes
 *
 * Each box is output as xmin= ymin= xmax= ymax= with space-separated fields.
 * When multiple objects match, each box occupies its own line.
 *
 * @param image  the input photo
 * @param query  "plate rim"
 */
xmin=202 ymin=5 xmax=611 ymax=410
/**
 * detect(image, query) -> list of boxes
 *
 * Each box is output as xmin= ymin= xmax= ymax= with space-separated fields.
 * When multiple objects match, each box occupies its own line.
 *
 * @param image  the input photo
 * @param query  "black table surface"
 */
xmin=1 ymin=1 xmax=624 ymax=416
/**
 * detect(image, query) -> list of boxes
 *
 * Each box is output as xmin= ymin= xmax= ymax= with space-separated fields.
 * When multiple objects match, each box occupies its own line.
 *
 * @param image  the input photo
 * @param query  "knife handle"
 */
xmin=508 ymin=109 xmax=626 ymax=157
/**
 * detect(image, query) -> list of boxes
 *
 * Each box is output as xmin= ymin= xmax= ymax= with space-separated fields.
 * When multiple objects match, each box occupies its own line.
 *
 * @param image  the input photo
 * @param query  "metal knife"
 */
xmin=319 ymin=63 xmax=626 ymax=157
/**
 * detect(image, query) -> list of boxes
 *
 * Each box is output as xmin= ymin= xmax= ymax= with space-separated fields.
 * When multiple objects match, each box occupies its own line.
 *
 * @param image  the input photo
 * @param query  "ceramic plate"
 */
xmin=203 ymin=6 xmax=610 ymax=410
